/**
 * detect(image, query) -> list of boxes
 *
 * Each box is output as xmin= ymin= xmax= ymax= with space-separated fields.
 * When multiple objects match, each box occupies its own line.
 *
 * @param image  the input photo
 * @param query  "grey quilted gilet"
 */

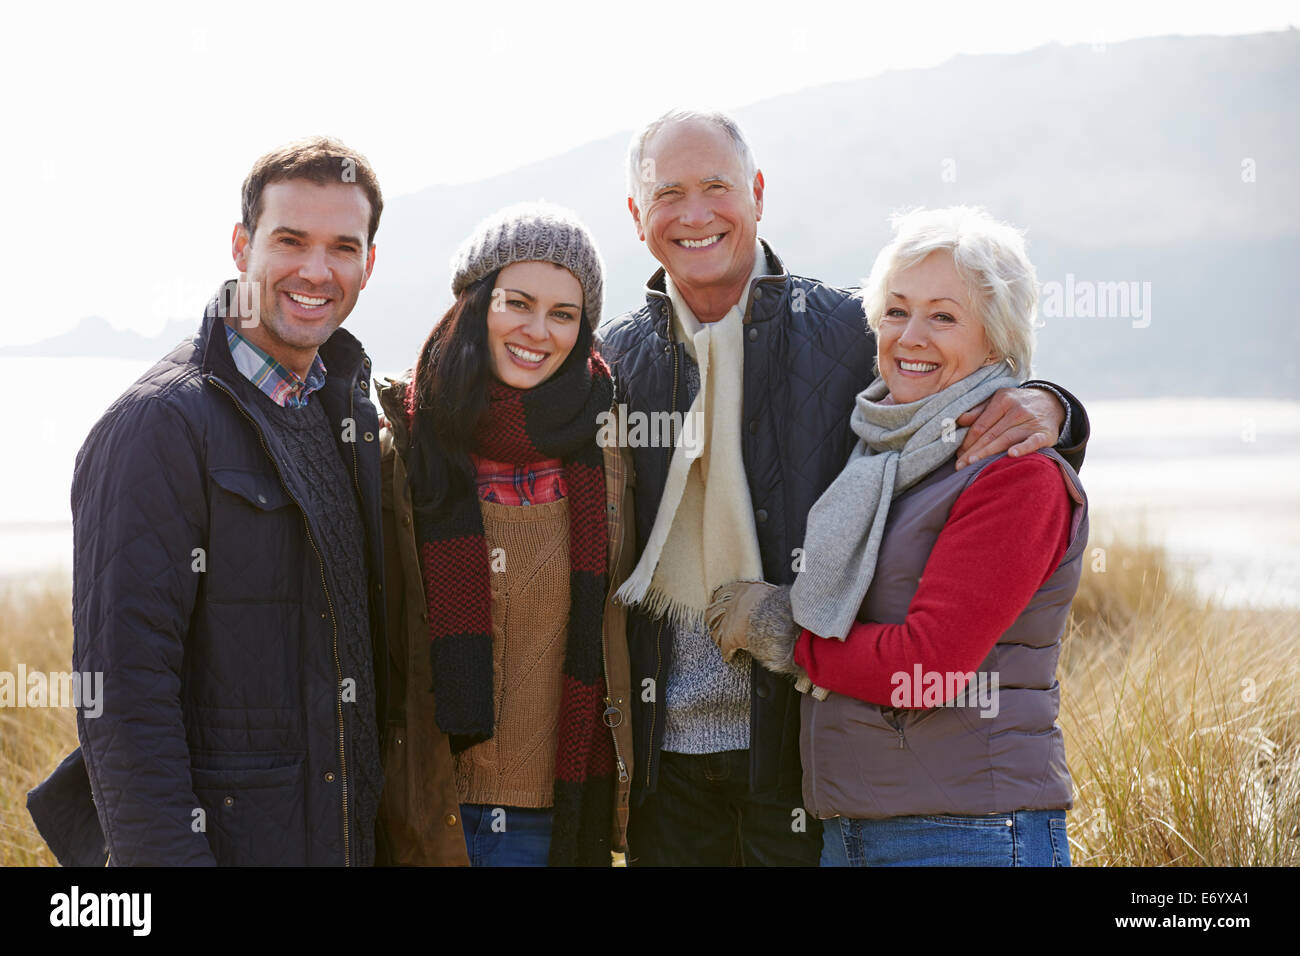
xmin=800 ymin=447 xmax=1088 ymax=819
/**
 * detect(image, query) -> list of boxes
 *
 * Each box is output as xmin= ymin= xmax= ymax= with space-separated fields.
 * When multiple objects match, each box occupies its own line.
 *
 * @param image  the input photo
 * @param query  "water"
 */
xmin=1074 ymin=399 xmax=1300 ymax=608
xmin=1 ymin=358 xmax=1297 ymax=607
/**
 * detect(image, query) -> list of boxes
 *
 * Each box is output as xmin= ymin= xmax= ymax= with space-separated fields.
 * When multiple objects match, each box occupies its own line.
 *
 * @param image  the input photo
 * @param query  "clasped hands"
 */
xmin=705 ymin=581 xmax=828 ymax=699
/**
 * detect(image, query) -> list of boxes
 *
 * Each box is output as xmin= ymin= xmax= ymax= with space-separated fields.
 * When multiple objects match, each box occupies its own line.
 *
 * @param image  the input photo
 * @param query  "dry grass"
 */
xmin=2 ymin=537 xmax=1298 ymax=867
xmin=1060 ymin=537 xmax=1300 ymax=866
xmin=0 ymin=573 xmax=76 ymax=866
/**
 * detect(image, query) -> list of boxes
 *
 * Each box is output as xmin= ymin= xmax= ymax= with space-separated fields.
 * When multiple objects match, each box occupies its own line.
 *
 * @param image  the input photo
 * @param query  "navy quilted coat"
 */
xmin=596 ymin=240 xmax=1089 ymax=802
xmin=30 ymin=285 xmax=387 ymax=866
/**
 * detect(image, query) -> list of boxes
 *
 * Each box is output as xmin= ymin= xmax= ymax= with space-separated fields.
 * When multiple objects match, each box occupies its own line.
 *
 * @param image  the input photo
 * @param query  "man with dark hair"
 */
xmin=28 ymin=136 xmax=387 ymax=866
xmin=599 ymin=109 xmax=1091 ymax=866
xmin=241 ymin=137 xmax=384 ymax=249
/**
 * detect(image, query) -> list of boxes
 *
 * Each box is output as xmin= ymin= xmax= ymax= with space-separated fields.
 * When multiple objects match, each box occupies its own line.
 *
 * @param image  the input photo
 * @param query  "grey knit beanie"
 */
xmin=449 ymin=201 xmax=604 ymax=330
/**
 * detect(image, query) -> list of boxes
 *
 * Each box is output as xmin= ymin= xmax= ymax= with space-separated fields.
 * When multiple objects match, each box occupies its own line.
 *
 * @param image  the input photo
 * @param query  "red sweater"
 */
xmin=793 ymin=452 xmax=1073 ymax=708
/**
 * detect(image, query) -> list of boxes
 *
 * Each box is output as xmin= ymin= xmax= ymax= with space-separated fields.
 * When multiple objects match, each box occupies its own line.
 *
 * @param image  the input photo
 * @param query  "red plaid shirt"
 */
xmin=470 ymin=453 xmax=567 ymax=505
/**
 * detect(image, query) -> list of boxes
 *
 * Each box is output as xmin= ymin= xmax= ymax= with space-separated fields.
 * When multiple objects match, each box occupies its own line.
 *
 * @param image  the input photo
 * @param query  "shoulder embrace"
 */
xmin=969 ymin=449 xmax=1080 ymax=504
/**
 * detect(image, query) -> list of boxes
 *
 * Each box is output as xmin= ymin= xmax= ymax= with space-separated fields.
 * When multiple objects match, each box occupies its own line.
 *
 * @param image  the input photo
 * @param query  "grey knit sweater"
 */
xmin=661 ymin=360 xmax=751 ymax=754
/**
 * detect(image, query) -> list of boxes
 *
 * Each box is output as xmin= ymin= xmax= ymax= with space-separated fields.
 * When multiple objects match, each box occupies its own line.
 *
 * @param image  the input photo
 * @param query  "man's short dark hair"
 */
xmin=241 ymin=136 xmax=383 ymax=246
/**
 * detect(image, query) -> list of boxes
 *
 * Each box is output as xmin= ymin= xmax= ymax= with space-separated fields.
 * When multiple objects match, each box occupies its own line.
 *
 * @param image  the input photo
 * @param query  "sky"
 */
xmin=0 ymin=0 xmax=1295 ymax=345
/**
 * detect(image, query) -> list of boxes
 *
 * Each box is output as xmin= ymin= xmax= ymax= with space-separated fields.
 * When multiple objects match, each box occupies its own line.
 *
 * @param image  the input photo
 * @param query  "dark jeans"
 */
xmin=626 ymin=750 xmax=822 ymax=866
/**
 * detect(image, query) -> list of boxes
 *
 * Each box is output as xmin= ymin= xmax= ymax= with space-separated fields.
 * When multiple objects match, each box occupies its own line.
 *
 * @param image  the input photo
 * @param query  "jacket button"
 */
xmin=747 ymin=421 xmax=757 ymax=433
xmin=363 ymin=431 xmax=375 ymax=442
xmin=320 ymin=611 xmax=327 ymax=619
xmin=757 ymin=684 xmax=770 ymax=699
xmin=223 ymin=795 xmax=234 ymax=807
xmin=753 ymin=287 xmax=763 ymax=300
xmin=445 ymin=813 xmax=458 ymax=827
xmin=257 ymin=493 xmax=267 ymax=504
xmin=755 ymin=508 xmax=768 ymax=523
xmin=324 ymin=772 xmax=335 ymax=783
xmin=747 ymin=327 xmax=758 ymax=342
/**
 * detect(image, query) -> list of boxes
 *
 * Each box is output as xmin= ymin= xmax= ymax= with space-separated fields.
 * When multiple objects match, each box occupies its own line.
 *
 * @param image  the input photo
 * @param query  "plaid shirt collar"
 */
xmin=223 ymin=322 xmax=327 ymax=408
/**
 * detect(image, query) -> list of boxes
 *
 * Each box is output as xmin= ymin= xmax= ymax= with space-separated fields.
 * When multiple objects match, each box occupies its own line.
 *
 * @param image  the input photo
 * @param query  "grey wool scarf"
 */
xmin=789 ymin=361 xmax=1021 ymax=640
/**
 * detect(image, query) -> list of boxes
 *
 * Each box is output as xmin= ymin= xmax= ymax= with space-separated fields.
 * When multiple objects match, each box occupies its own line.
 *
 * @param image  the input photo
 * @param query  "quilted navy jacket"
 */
xmin=31 ymin=284 xmax=387 ymax=866
xmin=596 ymin=240 xmax=1090 ymax=802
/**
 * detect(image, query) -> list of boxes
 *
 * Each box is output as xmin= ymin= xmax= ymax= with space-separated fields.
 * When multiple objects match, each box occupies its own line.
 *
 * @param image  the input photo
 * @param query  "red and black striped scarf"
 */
xmin=405 ymin=347 xmax=616 ymax=866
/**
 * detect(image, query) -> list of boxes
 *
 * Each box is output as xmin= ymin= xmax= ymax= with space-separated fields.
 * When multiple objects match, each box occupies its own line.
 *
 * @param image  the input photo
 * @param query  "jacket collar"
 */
xmin=376 ymin=374 xmax=412 ymax=451
xmin=198 ymin=279 xmax=371 ymax=392
xmin=641 ymin=237 xmax=791 ymax=341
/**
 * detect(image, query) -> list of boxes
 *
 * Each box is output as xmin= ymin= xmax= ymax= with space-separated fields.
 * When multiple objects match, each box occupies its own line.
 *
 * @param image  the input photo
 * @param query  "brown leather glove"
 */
xmin=706 ymin=582 xmax=806 ymax=679
xmin=706 ymin=581 xmax=778 ymax=663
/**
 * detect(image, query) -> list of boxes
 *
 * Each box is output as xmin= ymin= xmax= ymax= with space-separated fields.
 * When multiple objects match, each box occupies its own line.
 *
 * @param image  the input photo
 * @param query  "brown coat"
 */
xmin=373 ymin=377 xmax=636 ymax=865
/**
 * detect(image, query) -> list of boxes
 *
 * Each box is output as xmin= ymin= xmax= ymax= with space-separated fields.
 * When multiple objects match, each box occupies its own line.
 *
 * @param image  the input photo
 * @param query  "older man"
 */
xmin=598 ymin=109 xmax=1089 ymax=866
xmin=29 ymin=137 xmax=387 ymax=866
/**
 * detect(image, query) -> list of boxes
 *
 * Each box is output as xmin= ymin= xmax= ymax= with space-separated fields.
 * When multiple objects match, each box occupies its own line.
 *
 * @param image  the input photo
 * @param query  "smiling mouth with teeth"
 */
xmin=286 ymin=291 xmax=329 ymax=308
xmin=505 ymin=343 xmax=548 ymax=364
xmin=676 ymin=234 xmax=723 ymax=249
xmin=898 ymin=360 xmax=940 ymax=372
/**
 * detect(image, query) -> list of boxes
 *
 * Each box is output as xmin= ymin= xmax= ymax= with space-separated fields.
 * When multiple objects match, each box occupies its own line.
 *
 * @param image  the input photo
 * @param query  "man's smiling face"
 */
xmin=231 ymin=178 xmax=375 ymax=377
xmin=629 ymin=118 xmax=763 ymax=305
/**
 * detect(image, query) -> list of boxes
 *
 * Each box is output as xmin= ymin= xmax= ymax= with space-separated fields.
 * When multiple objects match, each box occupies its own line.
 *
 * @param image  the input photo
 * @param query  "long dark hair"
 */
xmin=406 ymin=268 xmax=595 ymax=515
xmin=407 ymin=271 xmax=498 ymax=512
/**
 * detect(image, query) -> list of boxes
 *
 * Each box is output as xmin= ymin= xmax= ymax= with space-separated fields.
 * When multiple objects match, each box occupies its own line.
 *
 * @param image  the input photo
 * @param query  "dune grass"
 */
xmin=2 ymin=538 xmax=1297 ymax=866
xmin=1060 ymin=538 xmax=1300 ymax=866
xmin=0 ymin=573 xmax=76 ymax=866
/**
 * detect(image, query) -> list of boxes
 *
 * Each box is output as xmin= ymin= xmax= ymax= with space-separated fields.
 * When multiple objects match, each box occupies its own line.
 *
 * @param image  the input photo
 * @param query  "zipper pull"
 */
xmin=617 ymin=757 xmax=629 ymax=783
xmin=897 ymin=728 xmax=905 ymax=750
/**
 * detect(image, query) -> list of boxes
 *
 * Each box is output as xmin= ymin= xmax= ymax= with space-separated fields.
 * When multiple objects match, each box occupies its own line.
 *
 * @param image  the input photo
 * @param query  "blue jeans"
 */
xmin=821 ymin=809 xmax=1071 ymax=867
xmin=460 ymin=804 xmax=553 ymax=867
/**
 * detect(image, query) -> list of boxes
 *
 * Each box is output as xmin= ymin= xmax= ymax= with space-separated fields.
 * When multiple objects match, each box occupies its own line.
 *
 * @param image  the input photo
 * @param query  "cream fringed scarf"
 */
xmin=614 ymin=247 xmax=767 ymax=629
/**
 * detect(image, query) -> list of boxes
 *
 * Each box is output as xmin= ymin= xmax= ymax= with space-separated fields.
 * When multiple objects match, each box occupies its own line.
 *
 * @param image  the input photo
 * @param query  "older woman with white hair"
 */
xmin=707 ymin=205 xmax=1088 ymax=867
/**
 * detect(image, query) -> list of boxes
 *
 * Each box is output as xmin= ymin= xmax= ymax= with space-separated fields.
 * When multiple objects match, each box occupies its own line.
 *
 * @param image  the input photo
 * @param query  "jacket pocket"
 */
xmin=209 ymin=467 xmax=293 ymax=511
xmin=190 ymin=757 xmax=306 ymax=866
xmin=377 ymin=721 xmax=422 ymax=864
xmin=205 ymin=468 xmax=305 ymax=605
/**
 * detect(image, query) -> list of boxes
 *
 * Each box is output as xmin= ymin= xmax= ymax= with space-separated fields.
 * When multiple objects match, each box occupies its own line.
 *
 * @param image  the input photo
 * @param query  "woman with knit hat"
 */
xmin=707 ymin=206 xmax=1087 ymax=867
xmin=373 ymin=203 xmax=635 ymax=866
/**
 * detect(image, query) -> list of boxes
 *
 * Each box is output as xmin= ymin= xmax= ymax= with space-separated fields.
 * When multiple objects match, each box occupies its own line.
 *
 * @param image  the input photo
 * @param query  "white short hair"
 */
xmin=861 ymin=206 xmax=1038 ymax=379
xmin=625 ymin=108 xmax=758 ymax=206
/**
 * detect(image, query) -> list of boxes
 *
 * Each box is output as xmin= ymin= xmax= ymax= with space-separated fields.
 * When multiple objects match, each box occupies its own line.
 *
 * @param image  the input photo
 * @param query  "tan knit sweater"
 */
xmin=454 ymin=497 xmax=570 ymax=808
